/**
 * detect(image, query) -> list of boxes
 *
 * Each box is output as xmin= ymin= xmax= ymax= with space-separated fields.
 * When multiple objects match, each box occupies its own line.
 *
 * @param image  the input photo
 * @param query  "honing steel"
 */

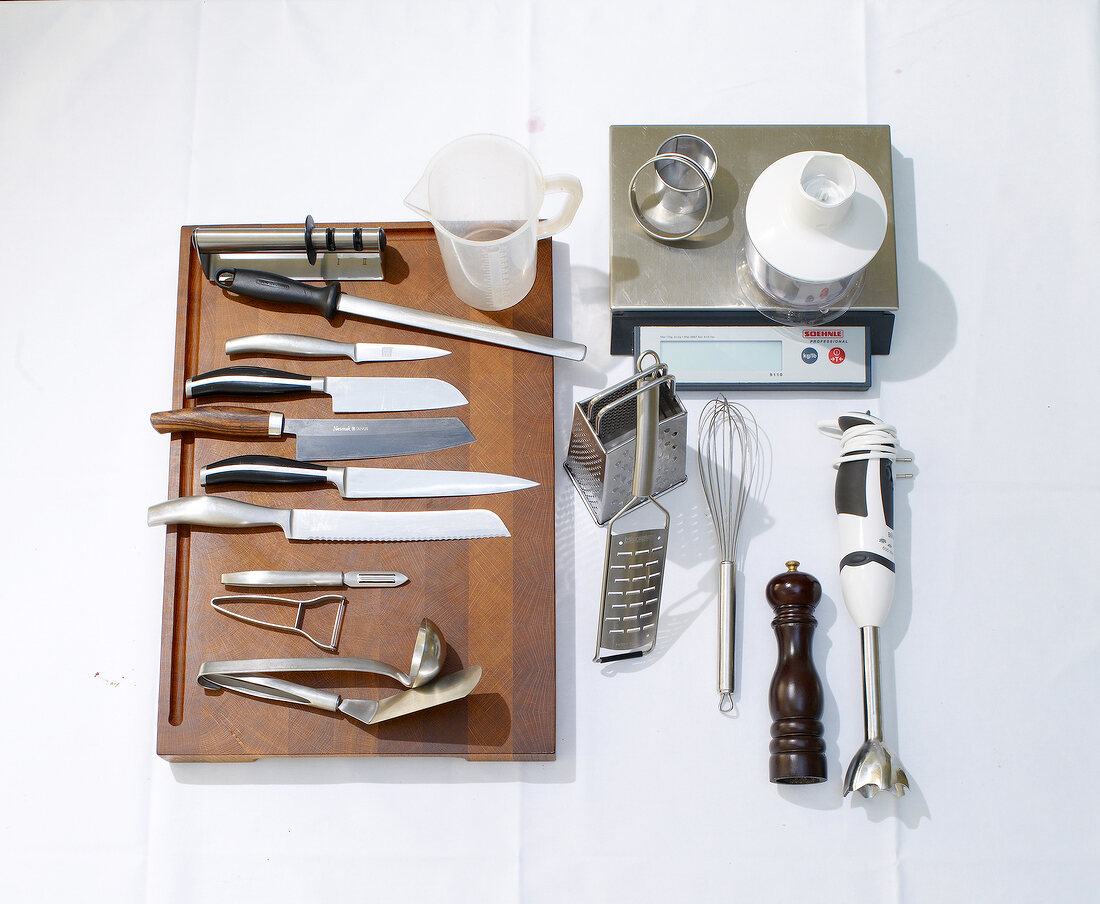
xmin=226 ymin=333 xmax=449 ymax=363
xmin=185 ymin=365 xmax=466 ymax=413
xmin=766 ymin=562 xmax=827 ymax=785
xmin=150 ymin=406 xmax=475 ymax=461
xmin=201 ymin=454 xmax=538 ymax=498
xmin=819 ymin=412 xmax=913 ymax=798
xmin=147 ymin=495 xmax=509 ymax=541
xmin=197 ymin=661 xmax=482 ymax=727
xmin=214 ymin=267 xmax=587 ymax=361
xmin=221 ymin=570 xmax=409 ymax=589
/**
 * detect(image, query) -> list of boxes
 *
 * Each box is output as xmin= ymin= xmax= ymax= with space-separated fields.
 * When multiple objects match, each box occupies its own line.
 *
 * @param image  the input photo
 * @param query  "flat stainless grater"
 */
xmin=595 ymin=359 xmax=671 ymax=662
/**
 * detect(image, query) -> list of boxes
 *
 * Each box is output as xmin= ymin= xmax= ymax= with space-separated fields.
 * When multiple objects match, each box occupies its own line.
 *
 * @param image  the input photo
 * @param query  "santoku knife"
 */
xmin=226 ymin=333 xmax=449 ymax=363
xmin=185 ymin=366 xmax=466 ymax=413
xmin=201 ymin=454 xmax=537 ymax=498
xmin=150 ymin=406 xmax=475 ymax=461
xmin=147 ymin=495 xmax=509 ymax=541
xmin=214 ymin=267 xmax=586 ymax=361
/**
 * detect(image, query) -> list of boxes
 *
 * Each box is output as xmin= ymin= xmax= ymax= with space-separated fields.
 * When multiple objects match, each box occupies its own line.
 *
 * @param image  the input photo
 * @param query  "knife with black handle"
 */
xmin=184 ymin=365 xmax=467 ymax=413
xmin=214 ymin=267 xmax=587 ymax=361
xmin=200 ymin=454 xmax=537 ymax=498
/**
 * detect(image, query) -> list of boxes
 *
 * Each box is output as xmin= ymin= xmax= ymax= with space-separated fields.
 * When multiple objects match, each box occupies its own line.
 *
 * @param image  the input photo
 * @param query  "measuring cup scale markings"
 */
xmin=406 ymin=134 xmax=583 ymax=311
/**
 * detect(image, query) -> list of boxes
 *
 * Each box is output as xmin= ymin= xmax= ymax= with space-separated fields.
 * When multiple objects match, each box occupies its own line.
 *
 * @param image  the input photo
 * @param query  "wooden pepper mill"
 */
xmin=767 ymin=561 xmax=827 ymax=784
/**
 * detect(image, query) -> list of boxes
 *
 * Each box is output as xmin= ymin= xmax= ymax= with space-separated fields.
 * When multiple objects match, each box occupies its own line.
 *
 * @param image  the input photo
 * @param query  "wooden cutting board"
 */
xmin=156 ymin=224 xmax=556 ymax=761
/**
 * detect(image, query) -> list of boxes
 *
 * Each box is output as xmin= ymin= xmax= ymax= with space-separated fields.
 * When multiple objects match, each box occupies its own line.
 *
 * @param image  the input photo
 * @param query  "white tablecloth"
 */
xmin=2 ymin=1 xmax=1097 ymax=900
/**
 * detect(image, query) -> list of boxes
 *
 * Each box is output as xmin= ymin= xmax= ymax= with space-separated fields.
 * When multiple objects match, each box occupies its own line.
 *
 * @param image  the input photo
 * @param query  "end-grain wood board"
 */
xmin=157 ymin=224 xmax=556 ymax=761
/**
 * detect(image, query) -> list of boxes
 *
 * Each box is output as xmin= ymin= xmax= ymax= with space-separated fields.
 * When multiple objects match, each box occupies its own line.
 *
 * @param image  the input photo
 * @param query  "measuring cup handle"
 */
xmin=537 ymin=174 xmax=583 ymax=239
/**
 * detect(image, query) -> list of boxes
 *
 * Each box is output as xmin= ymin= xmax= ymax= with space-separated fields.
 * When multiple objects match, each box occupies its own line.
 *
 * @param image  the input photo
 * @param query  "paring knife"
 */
xmin=201 ymin=454 xmax=538 ymax=498
xmin=226 ymin=333 xmax=449 ymax=363
xmin=197 ymin=661 xmax=482 ymax=727
xmin=185 ymin=366 xmax=467 ymax=413
xmin=222 ymin=570 xmax=409 ymax=589
xmin=147 ymin=495 xmax=509 ymax=541
xmin=150 ymin=406 xmax=475 ymax=461
xmin=214 ymin=267 xmax=587 ymax=361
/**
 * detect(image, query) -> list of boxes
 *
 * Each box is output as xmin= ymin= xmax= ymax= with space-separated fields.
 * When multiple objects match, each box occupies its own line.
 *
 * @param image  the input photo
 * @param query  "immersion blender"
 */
xmin=819 ymin=412 xmax=912 ymax=798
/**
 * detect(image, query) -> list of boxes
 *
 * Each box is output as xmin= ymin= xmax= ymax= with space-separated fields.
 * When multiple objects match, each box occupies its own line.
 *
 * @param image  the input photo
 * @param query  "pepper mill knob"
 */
xmin=767 ymin=561 xmax=827 ymax=784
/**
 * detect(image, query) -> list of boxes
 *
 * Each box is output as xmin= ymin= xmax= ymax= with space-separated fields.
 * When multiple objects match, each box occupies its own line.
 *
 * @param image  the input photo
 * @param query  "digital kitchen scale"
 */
xmin=610 ymin=124 xmax=899 ymax=391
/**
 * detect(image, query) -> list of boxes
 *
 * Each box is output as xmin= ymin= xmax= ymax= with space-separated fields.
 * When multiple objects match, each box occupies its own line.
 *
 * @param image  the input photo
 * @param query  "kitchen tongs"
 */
xmin=197 ymin=660 xmax=482 ymax=727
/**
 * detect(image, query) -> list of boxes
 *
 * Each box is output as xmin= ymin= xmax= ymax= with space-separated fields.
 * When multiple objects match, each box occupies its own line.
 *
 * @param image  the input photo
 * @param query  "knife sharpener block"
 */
xmin=192 ymin=216 xmax=386 ymax=282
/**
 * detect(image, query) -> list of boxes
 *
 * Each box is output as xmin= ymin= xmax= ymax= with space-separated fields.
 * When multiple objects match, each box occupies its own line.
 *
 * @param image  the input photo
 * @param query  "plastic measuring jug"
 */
xmin=405 ymin=134 xmax=582 ymax=311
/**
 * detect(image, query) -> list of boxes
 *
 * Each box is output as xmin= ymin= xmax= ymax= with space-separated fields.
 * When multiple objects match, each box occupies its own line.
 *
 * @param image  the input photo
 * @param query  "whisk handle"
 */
xmin=633 ymin=377 xmax=659 ymax=497
xmin=718 ymin=560 xmax=736 ymax=701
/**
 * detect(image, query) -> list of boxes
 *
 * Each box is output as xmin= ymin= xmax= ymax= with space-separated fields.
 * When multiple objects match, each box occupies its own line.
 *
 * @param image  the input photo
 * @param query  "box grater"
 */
xmin=564 ymin=358 xmax=687 ymax=525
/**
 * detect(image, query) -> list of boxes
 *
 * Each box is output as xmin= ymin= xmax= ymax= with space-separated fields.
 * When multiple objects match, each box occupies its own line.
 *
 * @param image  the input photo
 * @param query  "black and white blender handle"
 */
xmin=827 ymin=413 xmax=898 ymax=629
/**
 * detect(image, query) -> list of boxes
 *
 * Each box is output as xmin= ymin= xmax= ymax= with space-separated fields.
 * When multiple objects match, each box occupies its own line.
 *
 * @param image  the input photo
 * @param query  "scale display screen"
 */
xmin=637 ymin=324 xmax=871 ymax=391
xmin=660 ymin=339 xmax=783 ymax=373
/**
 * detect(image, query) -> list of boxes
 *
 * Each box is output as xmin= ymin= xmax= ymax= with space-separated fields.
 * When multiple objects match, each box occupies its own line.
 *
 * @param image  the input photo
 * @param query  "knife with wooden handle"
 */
xmin=149 ymin=406 xmax=476 ymax=461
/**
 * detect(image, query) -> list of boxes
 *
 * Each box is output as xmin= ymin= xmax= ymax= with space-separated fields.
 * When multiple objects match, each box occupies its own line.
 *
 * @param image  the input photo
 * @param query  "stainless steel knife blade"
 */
xmin=289 ymin=416 xmax=475 ymax=461
xmin=322 ymin=375 xmax=466 ymax=413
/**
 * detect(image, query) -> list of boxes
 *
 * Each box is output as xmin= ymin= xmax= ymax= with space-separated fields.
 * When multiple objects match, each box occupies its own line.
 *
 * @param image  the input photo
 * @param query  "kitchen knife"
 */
xmin=196 ymin=662 xmax=482 ymax=727
xmin=226 ymin=333 xmax=449 ymax=363
xmin=150 ymin=406 xmax=475 ymax=461
xmin=214 ymin=267 xmax=587 ymax=361
xmin=147 ymin=495 xmax=509 ymax=541
xmin=221 ymin=570 xmax=409 ymax=589
xmin=201 ymin=455 xmax=538 ymax=498
xmin=185 ymin=366 xmax=466 ymax=413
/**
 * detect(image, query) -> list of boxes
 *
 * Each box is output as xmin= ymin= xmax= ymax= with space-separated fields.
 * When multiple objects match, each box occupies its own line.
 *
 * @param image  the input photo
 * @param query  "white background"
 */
xmin=1 ymin=1 xmax=1097 ymax=901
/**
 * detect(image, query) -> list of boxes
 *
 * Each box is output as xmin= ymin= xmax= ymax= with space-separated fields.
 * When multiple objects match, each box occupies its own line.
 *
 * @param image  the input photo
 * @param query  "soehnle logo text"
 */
xmin=803 ymin=329 xmax=844 ymax=339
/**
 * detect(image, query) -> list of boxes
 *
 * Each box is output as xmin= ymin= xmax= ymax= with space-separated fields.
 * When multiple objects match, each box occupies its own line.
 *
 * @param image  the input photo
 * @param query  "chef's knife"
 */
xmin=201 ymin=455 xmax=538 ymax=498
xmin=221 ymin=570 xmax=409 ymax=589
xmin=150 ymin=406 xmax=475 ymax=461
xmin=147 ymin=495 xmax=509 ymax=541
xmin=185 ymin=366 xmax=466 ymax=413
xmin=196 ymin=662 xmax=482 ymax=727
xmin=226 ymin=333 xmax=449 ymax=363
xmin=214 ymin=267 xmax=587 ymax=361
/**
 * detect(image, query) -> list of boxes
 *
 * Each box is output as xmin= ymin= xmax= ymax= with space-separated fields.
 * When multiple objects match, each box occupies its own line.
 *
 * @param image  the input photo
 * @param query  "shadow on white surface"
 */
xmin=883 ymin=149 xmax=957 ymax=382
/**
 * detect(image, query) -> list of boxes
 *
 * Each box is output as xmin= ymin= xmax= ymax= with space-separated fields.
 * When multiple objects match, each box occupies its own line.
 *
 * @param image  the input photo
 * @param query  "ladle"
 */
xmin=197 ymin=618 xmax=447 ymax=691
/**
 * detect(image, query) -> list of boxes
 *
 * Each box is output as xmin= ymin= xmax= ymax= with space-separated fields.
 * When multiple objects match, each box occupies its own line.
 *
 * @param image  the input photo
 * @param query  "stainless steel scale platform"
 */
xmin=609 ymin=124 xmax=899 ymax=390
